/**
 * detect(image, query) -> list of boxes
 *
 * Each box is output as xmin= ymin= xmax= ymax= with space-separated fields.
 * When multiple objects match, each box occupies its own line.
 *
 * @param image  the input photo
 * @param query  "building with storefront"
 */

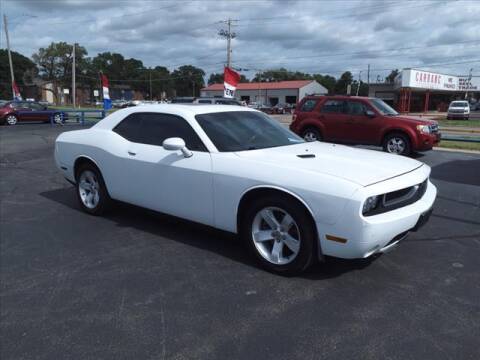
xmin=200 ymin=80 xmax=327 ymax=106
xmin=369 ymin=68 xmax=479 ymax=112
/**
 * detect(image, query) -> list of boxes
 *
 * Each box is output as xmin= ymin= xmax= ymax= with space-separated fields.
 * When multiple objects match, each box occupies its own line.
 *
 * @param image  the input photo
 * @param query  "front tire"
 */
xmin=383 ymin=132 xmax=411 ymax=156
xmin=76 ymin=164 xmax=111 ymax=215
xmin=240 ymin=195 xmax=316 ymax=276
xmin=301 ymin=127 xmax=322 ymax=142
xmin=6 ymin=114 xmax=18 ymax=125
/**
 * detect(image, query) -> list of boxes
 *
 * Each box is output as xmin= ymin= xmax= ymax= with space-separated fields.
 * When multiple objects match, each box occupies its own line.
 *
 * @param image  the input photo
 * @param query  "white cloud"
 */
xmin=3 ymin=0 xmax=480 ymax=78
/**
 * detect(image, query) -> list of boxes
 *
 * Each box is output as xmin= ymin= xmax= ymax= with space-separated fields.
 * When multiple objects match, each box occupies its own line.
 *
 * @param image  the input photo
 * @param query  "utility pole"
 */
xmin=465 ymin=68 xmax=473 ymax=100
xmin=149 ymin=69 xmax=152 ymax=99
xmin=218 ymin=18 xmax=237 ymax=68
xmin=3 ymin=14 xmax=15 ymax=99
xmin=72 ymin=43 xmax=76 ymax=108
xmin=367 ymin=64 xmax=370 ymax=87
xmin=356 ymin=71 xmax=362 ymax=96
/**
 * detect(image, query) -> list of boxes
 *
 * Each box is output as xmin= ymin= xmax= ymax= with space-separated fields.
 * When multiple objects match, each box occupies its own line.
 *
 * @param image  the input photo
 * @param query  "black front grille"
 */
xmin=364 ymin=179 xmax=428 ymax=217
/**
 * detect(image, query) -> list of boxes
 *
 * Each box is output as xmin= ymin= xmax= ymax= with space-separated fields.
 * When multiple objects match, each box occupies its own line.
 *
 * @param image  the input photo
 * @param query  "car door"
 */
xmin=344 ymin=100 xmax=380 ymax=144
xmin=318 ymin=100 xmax=348 ymax=142
xmin=13 ymin=102 xmax=32 ymax=121
xmin=112 ymin=112 xmax=215 ymax=226
xmin=28 ymin=102 xmax=49 ymax=121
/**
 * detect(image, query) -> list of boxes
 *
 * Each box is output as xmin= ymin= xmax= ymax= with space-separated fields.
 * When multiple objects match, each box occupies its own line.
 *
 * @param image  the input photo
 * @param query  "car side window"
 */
xmin=29 ymin=103 xmax=43 ymax=111
xmin=320 ymin=100 xmax=345 ymax=113
xmin=345 ymin=101 xmax=367 ymax=115
xmin=198 ymin=100 xmax=211 ymax=104
xmin=114 ymin=113 xmax=207 ymax=152
xmin=113 ymin=113 xmax=142 ymax=143
xmin=300 ymin=99 xmax=318 ymax=112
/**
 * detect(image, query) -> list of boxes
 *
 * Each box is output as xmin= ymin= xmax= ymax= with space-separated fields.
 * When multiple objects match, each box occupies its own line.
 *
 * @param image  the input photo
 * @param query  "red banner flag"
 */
xmin=12 ymin=81 xmax=22 ymax=100
xmin=224 ymin=67 xmax=241 ymax=98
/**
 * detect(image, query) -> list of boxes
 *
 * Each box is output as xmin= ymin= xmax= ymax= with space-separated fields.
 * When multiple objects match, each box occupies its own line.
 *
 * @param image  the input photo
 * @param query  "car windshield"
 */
xmin=370 ymin=98 xmax=399 ymax=116
xmin=195 ymin=111 xmax=304 ymax=152
xmin=451 ymin=101 xmax=468 ymax=107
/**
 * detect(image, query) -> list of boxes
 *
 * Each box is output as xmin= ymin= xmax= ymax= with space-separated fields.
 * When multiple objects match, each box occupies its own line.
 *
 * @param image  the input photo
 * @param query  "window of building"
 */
xmin=285 ymin=96 xmax=297 ymax=104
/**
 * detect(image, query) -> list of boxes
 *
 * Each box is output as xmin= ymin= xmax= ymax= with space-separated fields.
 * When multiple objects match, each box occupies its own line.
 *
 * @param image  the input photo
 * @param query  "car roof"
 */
xmin=303 ymin=95 xmax=371 ymax=100
xmin=94 ymin=104 xmax=256 ymax=130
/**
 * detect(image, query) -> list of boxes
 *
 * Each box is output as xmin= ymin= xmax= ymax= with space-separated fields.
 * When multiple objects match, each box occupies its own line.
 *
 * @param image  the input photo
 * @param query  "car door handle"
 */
xmin=128 ymin=151 xmax=136 ymax=156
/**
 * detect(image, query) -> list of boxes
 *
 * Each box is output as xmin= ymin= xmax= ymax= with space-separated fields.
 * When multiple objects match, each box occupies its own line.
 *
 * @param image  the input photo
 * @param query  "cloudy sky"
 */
xmin=1 ymin=0 xmax=480 ymax=81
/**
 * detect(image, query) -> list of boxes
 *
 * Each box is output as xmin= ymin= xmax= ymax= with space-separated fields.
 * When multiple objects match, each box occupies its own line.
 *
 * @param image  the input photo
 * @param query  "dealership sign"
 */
xmin=395 ymin=69 xmax=479 ymax=92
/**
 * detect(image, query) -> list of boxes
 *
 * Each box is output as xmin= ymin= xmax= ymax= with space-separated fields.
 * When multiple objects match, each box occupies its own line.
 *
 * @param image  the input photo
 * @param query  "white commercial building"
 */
xmin=200 ymin=80 xmax=327 ymax=106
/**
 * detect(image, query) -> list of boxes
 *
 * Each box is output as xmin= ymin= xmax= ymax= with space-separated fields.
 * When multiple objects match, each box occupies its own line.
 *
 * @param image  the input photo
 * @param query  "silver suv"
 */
xmin=193 ymin=97 xmax=242 ymax=106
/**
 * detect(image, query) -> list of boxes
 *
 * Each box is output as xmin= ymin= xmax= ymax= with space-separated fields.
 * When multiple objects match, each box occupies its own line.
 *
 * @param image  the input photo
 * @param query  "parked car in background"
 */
xmin=248 ymin=102 xmax=272 ymax=113
xmin=55 ymin=104 xmax=436 ymax=275
xmin=0 ymin=101 xmax=67 ymax=125
xmin=193 ymin=97 xmax=242 ymax=106
xmin=272 ymin=103 xmax=295 ymax=114
xmin=112 ymin=99 xmax=129 ymax=108
xmin=171 ymin=97 xmax=196 ymax=103
xmin=290 ymin=96 xmax=441 ymax=156
xmin=447 ymin=100 xmax=470 ymax=120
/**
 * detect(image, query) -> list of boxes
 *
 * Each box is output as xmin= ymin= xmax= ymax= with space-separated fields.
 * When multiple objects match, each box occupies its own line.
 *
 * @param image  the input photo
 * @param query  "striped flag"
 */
xmin=101 ymin=74 xmax=112 ymax=110
xmin=224 ymin=67 xmax=241 ymax=98
xmin=12 ymin=81 xmax=22 ymax=100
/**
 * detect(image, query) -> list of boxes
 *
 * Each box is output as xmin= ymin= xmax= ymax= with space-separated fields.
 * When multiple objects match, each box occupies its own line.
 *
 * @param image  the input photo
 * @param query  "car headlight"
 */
xmin=416 ymin=125 xmax=430 ymax=134
xmin=362 ymin=196 xmax=379 ymax=214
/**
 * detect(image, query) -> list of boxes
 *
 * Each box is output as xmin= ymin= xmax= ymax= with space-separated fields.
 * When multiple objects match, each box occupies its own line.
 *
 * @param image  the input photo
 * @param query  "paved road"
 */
xmin=1 ymin=124 xmax=479 ymax=360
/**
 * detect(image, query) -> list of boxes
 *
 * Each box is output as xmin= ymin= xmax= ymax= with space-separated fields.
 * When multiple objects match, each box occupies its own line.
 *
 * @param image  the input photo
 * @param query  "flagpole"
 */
xmin=3 ymin=14 xmax=16 ymax=100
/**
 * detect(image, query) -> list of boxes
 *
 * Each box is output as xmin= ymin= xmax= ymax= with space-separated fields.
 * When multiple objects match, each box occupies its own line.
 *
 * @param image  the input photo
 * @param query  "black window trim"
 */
xmin=113 ymin=111 xmax=209 ymax=152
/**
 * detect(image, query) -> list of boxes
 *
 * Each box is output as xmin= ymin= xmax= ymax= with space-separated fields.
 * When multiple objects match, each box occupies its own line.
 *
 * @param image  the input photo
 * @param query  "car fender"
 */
xmin=380 ymin=126 xmax=418 ymax=148
xmin=297 ymin=118 xmax=326 ymax=136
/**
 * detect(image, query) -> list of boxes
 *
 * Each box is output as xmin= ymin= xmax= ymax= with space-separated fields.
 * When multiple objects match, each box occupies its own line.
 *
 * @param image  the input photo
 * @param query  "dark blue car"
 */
xmin=0 ymin=101 xmax=67 ymax=125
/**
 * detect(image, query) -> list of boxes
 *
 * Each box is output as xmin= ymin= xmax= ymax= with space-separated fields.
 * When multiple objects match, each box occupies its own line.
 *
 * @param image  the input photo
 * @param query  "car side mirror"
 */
xmin=365 ymin=109 xmax=376 ymax=118
xmin=162 ymin=137 xmax=193 ymax=158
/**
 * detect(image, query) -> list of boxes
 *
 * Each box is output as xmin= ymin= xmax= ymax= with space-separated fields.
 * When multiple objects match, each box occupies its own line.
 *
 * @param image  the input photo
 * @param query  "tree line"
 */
xmin=1 ymin=41 xmax=399 ymax=100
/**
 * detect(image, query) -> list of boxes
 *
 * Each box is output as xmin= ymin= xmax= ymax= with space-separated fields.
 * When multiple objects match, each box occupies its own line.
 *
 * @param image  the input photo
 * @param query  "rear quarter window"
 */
xmin=300 ymin=99 xmax=318 ymax=112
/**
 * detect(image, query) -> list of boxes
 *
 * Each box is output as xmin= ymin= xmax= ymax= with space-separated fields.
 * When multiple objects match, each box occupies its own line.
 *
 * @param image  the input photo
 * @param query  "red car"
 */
xmin=290 ymin=96 xmax=441 ymax=156
xmin=0 ymin=101 xmax=66 ymax=125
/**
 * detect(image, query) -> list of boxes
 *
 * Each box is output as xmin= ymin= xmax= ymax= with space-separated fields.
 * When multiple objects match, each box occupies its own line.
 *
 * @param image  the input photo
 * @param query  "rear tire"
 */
xmin=6 ymin=115 xmax=18 ymax=125
xmin=383 ymin=132 xmax=411 ymax=156
xmin=240 ymin=195 xmax=316 ymax=276
xmin=75 ymin=163 xmax=111 ymax=215
xmin=301 ymin=127 xmax=322 ymax=142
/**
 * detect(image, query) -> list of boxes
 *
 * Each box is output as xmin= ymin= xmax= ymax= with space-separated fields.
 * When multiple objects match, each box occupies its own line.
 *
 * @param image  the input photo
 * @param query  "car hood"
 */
xmin=390 ymin=115 xmax=437 ymax=125
xmin=234 ymin=142 xmax=424 ymax=187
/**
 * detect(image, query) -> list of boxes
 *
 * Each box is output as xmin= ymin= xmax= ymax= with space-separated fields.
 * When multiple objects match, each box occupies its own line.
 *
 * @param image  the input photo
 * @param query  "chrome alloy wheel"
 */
xmin=53 ymin=113 xmax=62 ymax=124
xmin=6 ymin=115 xmax=17 ymax=125
xmin=78 ymin=170 xmax=100 ymax=209
xmin=251 ymin=207 xmax=301 ymax=265
xmin=303 ymin=131 xmax=318 ymax=142
xmin=386 ymin=137 xmax=406 ymax=154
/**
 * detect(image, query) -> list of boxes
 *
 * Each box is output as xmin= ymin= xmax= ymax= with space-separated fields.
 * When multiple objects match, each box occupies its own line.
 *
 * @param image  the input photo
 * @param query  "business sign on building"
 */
xmin=458 ymin=77 xmax=480 ymax=91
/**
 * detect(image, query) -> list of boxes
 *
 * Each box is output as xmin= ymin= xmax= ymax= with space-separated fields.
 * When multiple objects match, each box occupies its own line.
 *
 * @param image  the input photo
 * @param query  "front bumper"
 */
xmin=416 ymin=132 xmax=441 ymax=150
xmin=317 ymin=176 xmax=437 ymax=259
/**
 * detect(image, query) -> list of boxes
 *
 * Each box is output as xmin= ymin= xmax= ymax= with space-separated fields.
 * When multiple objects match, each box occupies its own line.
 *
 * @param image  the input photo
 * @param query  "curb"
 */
xmin=433 ymin=147 xmax=480 ymax=155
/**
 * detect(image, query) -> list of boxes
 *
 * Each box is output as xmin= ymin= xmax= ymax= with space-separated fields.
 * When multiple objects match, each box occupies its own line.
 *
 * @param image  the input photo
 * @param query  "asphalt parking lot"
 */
xmin=1 ymin=124 xmax=479 ymax=360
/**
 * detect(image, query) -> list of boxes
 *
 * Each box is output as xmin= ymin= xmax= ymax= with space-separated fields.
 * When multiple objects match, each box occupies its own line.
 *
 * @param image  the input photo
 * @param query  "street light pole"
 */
xmin=72 ymin=43 xmax=76 ymax=108
xmin=3 ymin=14 xmax=15 ymax=99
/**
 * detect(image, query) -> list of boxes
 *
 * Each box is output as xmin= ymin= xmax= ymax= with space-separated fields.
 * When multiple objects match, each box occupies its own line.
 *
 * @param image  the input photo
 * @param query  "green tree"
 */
xmin=312 ymin=74 xmax=336 ymax=94
xmin=385 ymin=69 xmax=400 ymax=83
xmin=253 ymin=68 xmax=312 ymax=82
xmin=208 ymin=72 xmax=248 ymax=85
xmin=334 ymin=71 xmax=354 ymax=95
xmin=0 ymin=49 xmax=38 ymax=99
xmin=172 ymin=65 xmax=205 ymax=97
xmin=32 ymin=42 xmax=88 ymax=101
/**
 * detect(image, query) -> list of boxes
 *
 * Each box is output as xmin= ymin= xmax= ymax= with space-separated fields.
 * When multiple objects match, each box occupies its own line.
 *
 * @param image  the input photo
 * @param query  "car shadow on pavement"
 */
xmin=40 ymin=187 xmax=377 ymax=279
xmin=431 ymin=159 xmax=480 ymax=186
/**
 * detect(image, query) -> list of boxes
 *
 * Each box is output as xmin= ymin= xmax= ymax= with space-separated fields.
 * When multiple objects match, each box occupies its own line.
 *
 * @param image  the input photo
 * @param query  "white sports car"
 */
xmin=55 ymin=105 xmax=437 ymax=275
